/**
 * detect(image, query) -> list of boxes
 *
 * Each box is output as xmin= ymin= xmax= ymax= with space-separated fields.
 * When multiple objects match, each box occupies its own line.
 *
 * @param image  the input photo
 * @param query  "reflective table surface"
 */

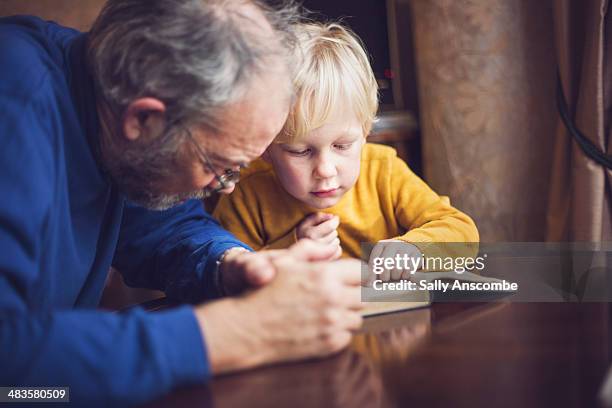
xmin=144 ymin=302 xmax=611 ymax=407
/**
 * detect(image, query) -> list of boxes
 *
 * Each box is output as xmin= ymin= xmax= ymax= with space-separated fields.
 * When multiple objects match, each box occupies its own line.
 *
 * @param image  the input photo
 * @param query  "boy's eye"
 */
xmin=286 ymin=148 xmax=311 ymax=156
xmin=334 ymin=142 xmax=354 ymax=150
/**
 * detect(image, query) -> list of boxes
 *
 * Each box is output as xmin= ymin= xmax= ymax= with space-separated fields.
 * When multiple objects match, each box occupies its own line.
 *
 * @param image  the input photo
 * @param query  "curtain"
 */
xmin=410 ymin=0 xmax=611 ymax=242
xmin=548 ymin=0 xmax=612 ymax=242
xmin=409 ymin=0 xmax=558 ymax=241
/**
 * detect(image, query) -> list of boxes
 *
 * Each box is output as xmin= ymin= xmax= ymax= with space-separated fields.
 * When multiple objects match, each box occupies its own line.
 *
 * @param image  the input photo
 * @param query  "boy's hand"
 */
xmin=365 ymin=240 xmax=423 ymax=285
xmin=296 ymin=213 xmax=341 ymax=260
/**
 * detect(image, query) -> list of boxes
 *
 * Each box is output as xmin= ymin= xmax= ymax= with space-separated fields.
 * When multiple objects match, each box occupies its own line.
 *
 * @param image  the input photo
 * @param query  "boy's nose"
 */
xmin=314 ymin=158 xmax=337 ymax=179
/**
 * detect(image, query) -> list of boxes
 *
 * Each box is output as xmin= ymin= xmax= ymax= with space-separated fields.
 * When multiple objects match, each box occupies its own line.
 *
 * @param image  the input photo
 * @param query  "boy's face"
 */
xmin=264 ymin=107 xmax=365 ymax=209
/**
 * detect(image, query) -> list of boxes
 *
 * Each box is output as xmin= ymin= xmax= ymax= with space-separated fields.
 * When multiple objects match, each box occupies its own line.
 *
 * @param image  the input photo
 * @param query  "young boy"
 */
xmin=213 ymin=22 xmax=479 ymax=281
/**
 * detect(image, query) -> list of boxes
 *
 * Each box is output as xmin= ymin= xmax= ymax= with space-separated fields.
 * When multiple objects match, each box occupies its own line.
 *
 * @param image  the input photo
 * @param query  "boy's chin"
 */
xmin=303 ymin=195 xmax=342 ymax=209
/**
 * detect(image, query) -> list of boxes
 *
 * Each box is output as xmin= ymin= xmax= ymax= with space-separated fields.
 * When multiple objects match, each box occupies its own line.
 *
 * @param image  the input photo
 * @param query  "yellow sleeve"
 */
xmin=263 ymin=229 xmax=298 ymax=250
xmin=386 ymin=154 xmax=480 ymax=262
xmin=213 ymin=185 xmax=265 ymax=250
xmin=387 ymin=155 xmax=479 ymax=243
xmin=213 ymin=183 xmax=299 ymax=251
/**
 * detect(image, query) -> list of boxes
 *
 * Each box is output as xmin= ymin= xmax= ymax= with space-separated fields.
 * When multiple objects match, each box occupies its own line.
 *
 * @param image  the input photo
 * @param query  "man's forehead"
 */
xmin=200 ymin=122 xmax=268 ymax=165
xmin=200 ymin=50 xmax=292 ymax=164
xmin=218 ymin=84 xmax=290 ymax=141
xmin=220 ymin=133 xmax=263 ymax=158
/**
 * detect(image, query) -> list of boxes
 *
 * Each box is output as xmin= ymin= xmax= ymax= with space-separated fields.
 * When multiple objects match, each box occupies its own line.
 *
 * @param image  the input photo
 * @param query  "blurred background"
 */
xmin=1 ymin=0 xmax=610 ymax=305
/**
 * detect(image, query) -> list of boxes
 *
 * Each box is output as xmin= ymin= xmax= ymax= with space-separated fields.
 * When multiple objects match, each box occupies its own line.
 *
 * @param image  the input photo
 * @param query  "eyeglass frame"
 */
xmin=183 ymin=127 xmax=246 ymax=197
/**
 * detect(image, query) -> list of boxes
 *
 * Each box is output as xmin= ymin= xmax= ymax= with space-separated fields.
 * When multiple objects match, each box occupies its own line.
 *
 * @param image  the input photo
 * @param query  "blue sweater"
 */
xmin=0 ymin=16 xmax=250 ymax=406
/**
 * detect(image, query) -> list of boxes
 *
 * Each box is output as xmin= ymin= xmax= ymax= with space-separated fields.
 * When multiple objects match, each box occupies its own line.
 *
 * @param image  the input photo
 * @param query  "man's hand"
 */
xmin=219 ymin=239 xmax=341 ymax=295
xmin=366 ymin=240 xmax=423 ymax=285
xmin=218 ymin=248 xmax=274 ymax=295
xmin=196 ymin=240 xmax=363 ymax=375
xmin=295 ymin=213 xmax=341 ymax=260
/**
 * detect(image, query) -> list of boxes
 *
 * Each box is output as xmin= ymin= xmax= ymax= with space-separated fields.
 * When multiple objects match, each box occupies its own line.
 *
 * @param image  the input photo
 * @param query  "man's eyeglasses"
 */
xmin=184 ymin=128 xmax=246 ymax=197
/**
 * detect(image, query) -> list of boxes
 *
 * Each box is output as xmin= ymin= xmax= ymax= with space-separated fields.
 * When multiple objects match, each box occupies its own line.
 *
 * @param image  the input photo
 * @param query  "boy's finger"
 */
xmin=310 ymin=212 xmax=334 ymax=226
xmin=391 ymin=265 xmax=403 ymax=281
xmin=325 ymin=215 xmax=340 ymax=229
xmin=318 ymin=230 xmax=338 ymax=244
xmin=331 ymin=244 xmax=342 ymax=260
xmin=368 ymin=243 xmax=385 ymax=272
xmin=299 ymin=213 xmax=319 ymax=229
xmin=313 ymin=217 xmax=339 ymax=237
xmin=378 ymin=245 xmax=395 ymax=282
xmin=299 ymin=213 xmax=331 ymax=231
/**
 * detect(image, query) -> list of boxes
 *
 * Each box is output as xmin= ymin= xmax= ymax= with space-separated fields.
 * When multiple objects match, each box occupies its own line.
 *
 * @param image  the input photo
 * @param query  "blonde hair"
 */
xmin=276 ymin=22 xmax=378 ymax=143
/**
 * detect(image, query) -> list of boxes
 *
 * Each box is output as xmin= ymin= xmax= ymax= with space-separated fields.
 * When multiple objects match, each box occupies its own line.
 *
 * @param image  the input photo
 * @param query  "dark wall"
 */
xmin=302 ymin=0 xmax=395 ymax=106
xmin=0 ymin=0 xmax=104 ymax=30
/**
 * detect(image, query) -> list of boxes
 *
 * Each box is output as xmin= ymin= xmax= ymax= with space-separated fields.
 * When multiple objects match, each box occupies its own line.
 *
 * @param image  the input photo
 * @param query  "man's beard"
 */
xmin=124 ymin=187 xmax=207 ymax=211
xmin=98 ymin=132 xmax=209 ymax=211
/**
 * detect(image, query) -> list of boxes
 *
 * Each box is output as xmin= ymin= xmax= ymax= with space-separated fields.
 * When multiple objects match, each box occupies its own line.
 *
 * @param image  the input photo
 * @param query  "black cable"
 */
xmin=556 ymin=72 xmax=612 ymax=169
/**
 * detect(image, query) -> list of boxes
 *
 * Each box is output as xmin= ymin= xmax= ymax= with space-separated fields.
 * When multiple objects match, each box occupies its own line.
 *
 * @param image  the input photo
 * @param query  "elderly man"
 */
xmin=0 ymin=0 xmax=362 ymax=405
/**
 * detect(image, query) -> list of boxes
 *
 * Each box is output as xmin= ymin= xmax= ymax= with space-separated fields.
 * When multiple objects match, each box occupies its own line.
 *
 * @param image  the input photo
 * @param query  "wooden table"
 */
xmin=143 ymin=301 xmax=611 ymax=407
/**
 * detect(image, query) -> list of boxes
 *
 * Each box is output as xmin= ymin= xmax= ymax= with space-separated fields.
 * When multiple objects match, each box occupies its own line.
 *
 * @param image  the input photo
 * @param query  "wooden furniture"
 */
xmin=369 ymin=110 xmax=420 ymax=174
xmin=143 ymin=302 xmax=611 ymax=407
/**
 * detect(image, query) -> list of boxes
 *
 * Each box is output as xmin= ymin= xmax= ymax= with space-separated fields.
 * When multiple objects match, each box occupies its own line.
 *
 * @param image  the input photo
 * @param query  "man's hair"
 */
xmin=88 ymin=0 xmax=299 ymax=132
xmin=276 ymin=21 xmax=378 ymax=143
xmin=86 ymin=0 xmax=300 ymax=210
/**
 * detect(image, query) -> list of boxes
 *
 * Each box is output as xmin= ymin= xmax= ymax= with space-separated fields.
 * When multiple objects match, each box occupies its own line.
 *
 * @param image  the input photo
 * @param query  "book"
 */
xmin=361 ymin=270 xmax=514 ymax=316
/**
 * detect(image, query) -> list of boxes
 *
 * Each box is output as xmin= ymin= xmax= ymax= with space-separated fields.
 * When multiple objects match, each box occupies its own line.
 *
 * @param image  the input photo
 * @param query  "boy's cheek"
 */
xmin=277 ymin=169 xmax=311 ymax=198
xmin=282 ymin=163 xmax=312 ymax=185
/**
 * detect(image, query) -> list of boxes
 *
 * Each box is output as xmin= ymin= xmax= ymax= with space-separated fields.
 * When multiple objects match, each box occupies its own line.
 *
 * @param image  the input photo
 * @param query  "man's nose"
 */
xmin=218 ymin=183 xmax=236 ymax=195
xmin=202 ymin=174 xmax=219 ymax=190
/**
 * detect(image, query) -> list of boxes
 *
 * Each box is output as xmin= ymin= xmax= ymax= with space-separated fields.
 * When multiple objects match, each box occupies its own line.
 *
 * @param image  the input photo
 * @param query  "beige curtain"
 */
xmin=409 ymin=0 xmax=558 ymax=241
xmin=410 ymin=0 xmax=611 ymax=242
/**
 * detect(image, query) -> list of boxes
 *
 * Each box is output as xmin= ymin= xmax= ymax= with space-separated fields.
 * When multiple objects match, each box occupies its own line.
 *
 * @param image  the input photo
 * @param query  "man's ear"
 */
xmin=122 ymin=98 xmax=167 ymax=141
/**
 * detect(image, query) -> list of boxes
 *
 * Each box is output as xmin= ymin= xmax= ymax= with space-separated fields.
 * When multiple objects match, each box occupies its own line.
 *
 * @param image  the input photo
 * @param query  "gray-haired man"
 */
xmin=0 ymin=0 xmax=362 ymax=405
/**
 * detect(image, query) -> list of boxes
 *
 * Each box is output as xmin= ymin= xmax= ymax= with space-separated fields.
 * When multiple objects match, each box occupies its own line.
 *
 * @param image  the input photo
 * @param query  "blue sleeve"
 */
xmin=0 ymin=101 xmax=210 ymax=406
xmin=0 ymin=307 xmax=209 ymax=406
xmin=0 ymin=24 xmax=210 ymax=405
xmin=114 ymin=200 xmax=252 ymax=302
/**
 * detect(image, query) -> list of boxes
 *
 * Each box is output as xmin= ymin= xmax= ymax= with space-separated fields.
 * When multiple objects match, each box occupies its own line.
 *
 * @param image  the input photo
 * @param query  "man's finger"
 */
xmin=244 ymin=257 xmax=276 ymax=286
xmin=346 ymin=311 xmax=364 ymax=330
xmin=288 ymin=239 xmax=338 ymax=262
xmin=325 ymin=259 xmax=362 ymax=286
xmin=338 ymin=310 xmax=363 ymax=330
xmin=258 ymin=248 xmax=286 ymax=260
xmin=333 ymin=286 xmax=363 ymax=309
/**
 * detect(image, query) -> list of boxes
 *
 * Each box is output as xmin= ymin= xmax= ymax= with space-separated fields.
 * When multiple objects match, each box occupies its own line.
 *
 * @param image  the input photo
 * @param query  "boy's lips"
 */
xmin=311 ymin=188 xmax=339 ymax=198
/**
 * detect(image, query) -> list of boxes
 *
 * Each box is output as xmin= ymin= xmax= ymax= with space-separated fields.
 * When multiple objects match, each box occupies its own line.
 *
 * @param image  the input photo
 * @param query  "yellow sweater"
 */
xmin=213 ymin=143 xmax=479 ymax=259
